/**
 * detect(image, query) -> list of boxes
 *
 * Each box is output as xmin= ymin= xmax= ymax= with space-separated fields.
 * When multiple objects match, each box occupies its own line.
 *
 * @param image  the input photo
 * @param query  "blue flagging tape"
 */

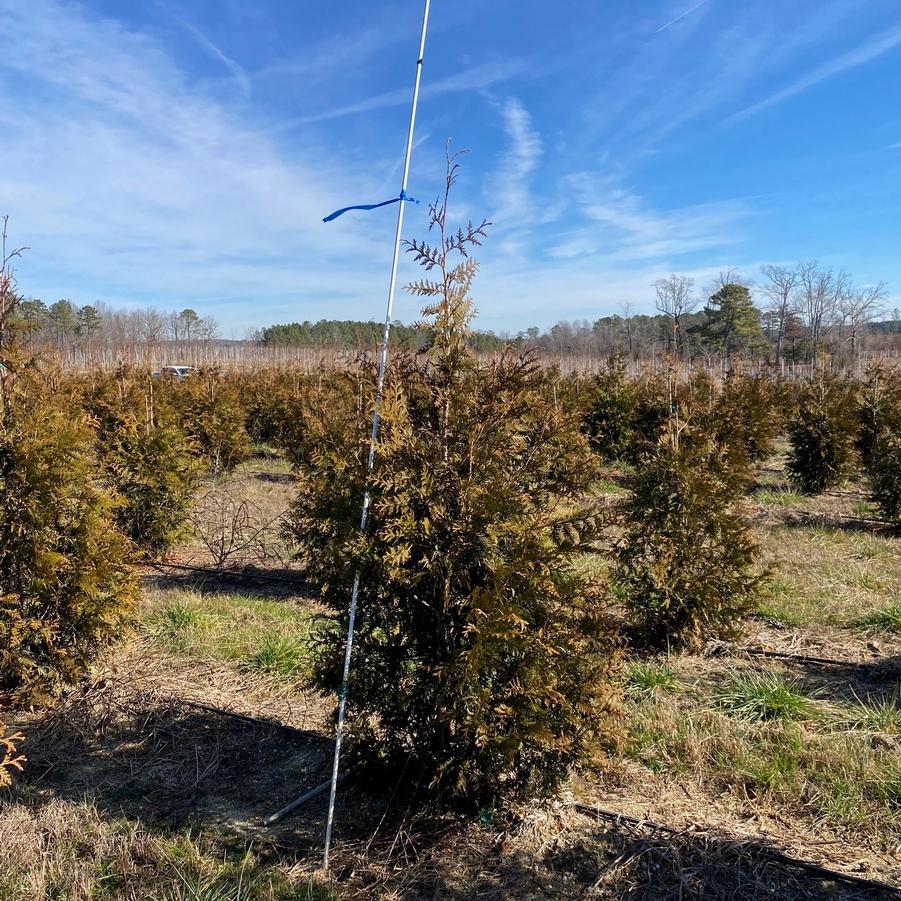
xmin=323 ymin=190 xmax=418 ymax=223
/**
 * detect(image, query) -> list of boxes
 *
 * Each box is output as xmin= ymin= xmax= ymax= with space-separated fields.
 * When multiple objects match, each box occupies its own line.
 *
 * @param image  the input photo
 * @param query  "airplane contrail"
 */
xmin=655 ymin=0 xmax=708 ymax=33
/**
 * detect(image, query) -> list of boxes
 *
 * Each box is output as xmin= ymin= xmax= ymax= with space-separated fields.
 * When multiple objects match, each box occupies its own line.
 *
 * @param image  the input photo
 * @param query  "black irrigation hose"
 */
xmin=737 ymin=646 xmax=865 ymax=668
xmin=567 ymin=803 xmax=901 ymax=897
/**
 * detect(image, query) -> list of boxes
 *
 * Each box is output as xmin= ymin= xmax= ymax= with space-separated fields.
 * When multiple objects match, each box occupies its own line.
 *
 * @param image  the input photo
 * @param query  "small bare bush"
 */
xmin=189 ymin=482 xmax=289 ymax=567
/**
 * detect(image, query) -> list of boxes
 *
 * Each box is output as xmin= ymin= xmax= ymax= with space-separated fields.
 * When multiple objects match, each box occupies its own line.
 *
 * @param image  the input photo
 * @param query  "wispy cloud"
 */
xmin=176 ymin=17 xmax=251 ymax=99
xmin=279 ymin=60 xmax=524 ymax=128
xmin=729 ymin=23 xmax=901 ymax=121
xmin=487 ymin=98 xmax=544 ymax=256
xmin=655 ymin=0 xmax=709 ymax=34
xmin=547 ymin=175 xmax=747 ymax=262
xmin=0 ymin=0 xmax=397 ymax=328
xmin=575 ymin=0 xmax=865 ymax=150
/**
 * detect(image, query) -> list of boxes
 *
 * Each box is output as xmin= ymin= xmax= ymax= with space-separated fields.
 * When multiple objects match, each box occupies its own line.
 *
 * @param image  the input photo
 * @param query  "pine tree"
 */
xmin=47 ymin=299 xmax=77 ymax=343
xmin=700 ymin=283 xmax=763 ymax=362
xmin=76 ymin=304 xmax=102 ymax=339
xmin=288 ymin=153 xmax=621 ymax=806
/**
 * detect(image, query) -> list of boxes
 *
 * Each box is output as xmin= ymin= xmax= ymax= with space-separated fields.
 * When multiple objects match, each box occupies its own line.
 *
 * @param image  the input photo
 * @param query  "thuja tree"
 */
xmin=581 ymin=355 xmax=638 ymax=462
xmin=79 ymin=369 xmax=200 ymax=555
xmin=614 ymin=414 xmax=763 ymax=649
xmin=166 ymin=369 xmax=251 ymax=475
xmin=288 ymin=156 xmax=621 ymax=806
xmin=710 ymin=372 xmax=785 ymax=475
xmin=0 ymin=230 xmax=136 ymax=701
xmin=859 ymin=368 xmax=901 ymax=524
xmin=787 ymin=375 xmax=860 ymax=494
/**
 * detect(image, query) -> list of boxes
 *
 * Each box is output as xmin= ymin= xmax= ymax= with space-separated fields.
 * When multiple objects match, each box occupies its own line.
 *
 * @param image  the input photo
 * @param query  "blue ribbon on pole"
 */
xmin=322 ymin=189 xmax=418 ymax=223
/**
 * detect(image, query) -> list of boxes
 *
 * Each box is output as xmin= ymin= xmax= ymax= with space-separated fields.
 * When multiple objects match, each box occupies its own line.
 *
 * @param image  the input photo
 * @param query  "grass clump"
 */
xmin=837 ymin=697 xmax=901 ymax=734
xmin=755 ymin=488 xmax=805 ymax=508
xmin=858 ymin=602 xmax=901 ymax=633
xmin=717 ymin=671 xmax=818 ymax=723
xmin=624 ymin=661 xmax=680 ymax=696
xmin=144 ymin=591 xmax=315 ymax=680
xmin=243 ymin=635 xmax=307 ymax=678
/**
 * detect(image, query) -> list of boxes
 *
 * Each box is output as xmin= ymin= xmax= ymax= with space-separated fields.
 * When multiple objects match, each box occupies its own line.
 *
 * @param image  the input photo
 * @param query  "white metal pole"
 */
xmin=322 ymin=0 xmax=431 ymax=870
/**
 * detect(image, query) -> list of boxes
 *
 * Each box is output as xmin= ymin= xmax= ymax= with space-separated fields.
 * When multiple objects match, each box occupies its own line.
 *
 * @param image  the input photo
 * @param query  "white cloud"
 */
xmin=547 ymin=175 xmax=747 ymax=263
xmin=728 ymin=23 xmax=901 ymax=122
xmin=0 ymin=0 xmax=403 ymax=327
xmin=485 ymin=98 xmax=546 ymax=256
xmin=280 ymin=60 xmax=524 ymax=128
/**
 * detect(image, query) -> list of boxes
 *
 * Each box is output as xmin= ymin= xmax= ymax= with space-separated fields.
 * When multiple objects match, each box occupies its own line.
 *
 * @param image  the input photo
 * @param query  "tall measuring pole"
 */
xmin=322 ymin=0 xmax=431 ymax=871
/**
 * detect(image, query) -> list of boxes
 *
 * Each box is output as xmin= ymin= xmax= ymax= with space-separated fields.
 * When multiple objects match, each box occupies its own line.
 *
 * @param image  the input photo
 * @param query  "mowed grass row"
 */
xmin=140 ymin=582 xmax=901 ymax=851
xmin=619 ymin=658 xmax=901 ymax=846
xmin=144 ymin=588 xmax=321 ymax=681
xmin=755 ymin=523 xmax=901 ymax=627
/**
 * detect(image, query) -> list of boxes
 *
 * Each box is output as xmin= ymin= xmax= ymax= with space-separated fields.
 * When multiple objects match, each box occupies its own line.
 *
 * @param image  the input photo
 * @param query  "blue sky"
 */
xmin=1 ymin=0 xmax=900 ymax=336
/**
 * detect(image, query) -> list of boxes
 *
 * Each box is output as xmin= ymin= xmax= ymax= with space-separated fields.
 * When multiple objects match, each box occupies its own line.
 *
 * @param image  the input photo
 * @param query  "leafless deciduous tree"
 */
xmin=759 ymin=264 xmax=800 ymax=366
xmin=796 ymin=261 xmax=847 ymax=365
xmin=653 ymin=274 xmax=696 ymax=356
xmin=839 ymin=281 xmax=887 ymax=360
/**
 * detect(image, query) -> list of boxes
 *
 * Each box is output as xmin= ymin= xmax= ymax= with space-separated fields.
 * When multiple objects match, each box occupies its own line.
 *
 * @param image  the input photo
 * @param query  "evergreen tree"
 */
xmin=76 ymin=304 xmax=102 ymax=339
xmin=0 ymin=381 xmax=137 ymax=700
xmin=0 ymin=223 xmax=136 ymax=701
xmin=288 ymin=154 xmax=621 ymax=806
xmin=859 ymin=368 xmax=901 ymax=524
xmin=81 ymin=369 xmax=200 ymax=554
xmin=787 ymin=375 xmax=860 ymax=494
xmin=699 ymin=283 xmax=762 ymax=361
xmin=47 ymin=299 xmax=77 ymax=342
xmin=168 ymin=368 xmax=250 ymax=475
xmin=614 ymin=414 xmax=763 ymax=649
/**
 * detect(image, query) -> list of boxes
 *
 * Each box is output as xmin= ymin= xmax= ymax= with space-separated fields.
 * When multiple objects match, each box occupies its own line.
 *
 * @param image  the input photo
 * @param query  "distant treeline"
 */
xmin=256 ymin=319 xmax=507 ymax=353
xmin=11 ymin=262 xmax=901 ymax=370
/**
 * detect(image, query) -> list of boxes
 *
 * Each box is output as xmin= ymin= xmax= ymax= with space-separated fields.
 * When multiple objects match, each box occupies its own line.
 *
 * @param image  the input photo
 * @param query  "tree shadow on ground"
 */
xmin=11 ymin=684 xmax=353 ymax=854
xmin=358 ymin=815 xmax=899 ymax=900
xmin=774 ymin=655 xmax=901 ymax=706
xmin=773 ymin=510 xmax=898 ymax=536
xmin=143 ymin=568 xmax=312 ymax=602
xmin=9 ymin=681 xmax=901 ymax=899
xmin=252 ymin=471 xmax=294 ymax=485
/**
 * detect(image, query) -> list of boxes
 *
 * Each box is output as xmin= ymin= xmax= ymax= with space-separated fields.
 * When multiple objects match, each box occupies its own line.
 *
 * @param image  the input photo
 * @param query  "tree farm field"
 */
xmin=2 ymin=432 xmax=900 ymax=900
